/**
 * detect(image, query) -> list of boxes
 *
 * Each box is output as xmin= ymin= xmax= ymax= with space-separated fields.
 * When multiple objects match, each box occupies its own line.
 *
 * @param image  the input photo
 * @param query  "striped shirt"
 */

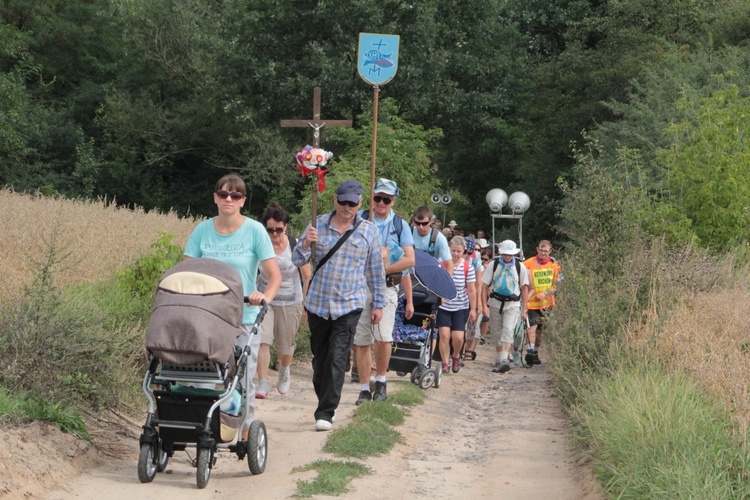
xmin=292 ymin=212 xmax=386 ymax=320
xmin=439 ymin=260 xmax=475 ymax=312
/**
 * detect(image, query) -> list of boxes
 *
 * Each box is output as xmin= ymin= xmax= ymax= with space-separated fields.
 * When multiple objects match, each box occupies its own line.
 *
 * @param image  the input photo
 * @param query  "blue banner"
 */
xmin=357 ymin=33 xmax=399 ymax=86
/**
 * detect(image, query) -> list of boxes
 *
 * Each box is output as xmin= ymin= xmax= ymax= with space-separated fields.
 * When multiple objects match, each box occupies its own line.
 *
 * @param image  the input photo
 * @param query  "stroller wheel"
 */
xmin=137 ymin=443 xmax=158 ymax=483
xmin=419 ymin=370 xmax=436 ymax=390
xmin=247 ymin=420 xmax=268 ymax=475
xmin=196 ymin=446 xmax=212 ymax=489
xmin=411 ymin=366 xmax=424 ymax=385
xmin=396 ymin=371 xmax=406 ymax=377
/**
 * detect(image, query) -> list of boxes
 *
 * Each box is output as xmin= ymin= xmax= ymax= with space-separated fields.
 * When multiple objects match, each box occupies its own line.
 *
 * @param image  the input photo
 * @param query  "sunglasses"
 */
xmin=337 ymin=197 xmax=359 ymax=208
xmin=266 ymin=227 xmax=284 ymax=234
xmin=216 ymin=190 xmax=244 ymax=200
xmin=414 ymin=220 xmax=431 ymax=226
xmin=373 ymin=195 xmax=393 ymax=205
xmin=482 ymin=258 xmax=490 ymax=263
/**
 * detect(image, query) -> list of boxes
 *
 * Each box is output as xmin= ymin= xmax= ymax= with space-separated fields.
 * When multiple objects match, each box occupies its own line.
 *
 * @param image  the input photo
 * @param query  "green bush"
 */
xmin=0 ymin=265 xmax=143 ymax=410
xmin=117 ymin=231 xmax=183 ymax=300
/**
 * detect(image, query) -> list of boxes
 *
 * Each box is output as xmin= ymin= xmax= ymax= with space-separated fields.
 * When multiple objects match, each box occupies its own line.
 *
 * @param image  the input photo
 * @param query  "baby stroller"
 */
xmin=390 ymin=289 xmax=441 ymax=389
xmin=138 ymin=258 xmax=268 ymax=489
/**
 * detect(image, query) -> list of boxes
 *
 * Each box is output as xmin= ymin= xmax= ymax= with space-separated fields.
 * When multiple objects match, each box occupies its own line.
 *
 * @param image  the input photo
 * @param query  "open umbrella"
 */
xmin=412 ymin=249 xmax=457 ymax=300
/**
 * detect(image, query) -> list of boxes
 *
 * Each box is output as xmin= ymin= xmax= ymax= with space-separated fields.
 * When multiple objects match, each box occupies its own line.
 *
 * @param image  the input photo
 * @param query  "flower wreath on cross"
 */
xmin=295 ymin=145 xmax=333 ymax=191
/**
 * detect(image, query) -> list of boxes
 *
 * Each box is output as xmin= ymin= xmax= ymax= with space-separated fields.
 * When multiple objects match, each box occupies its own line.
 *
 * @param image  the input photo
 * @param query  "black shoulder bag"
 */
xmin=311 ymin=220 xmax=362 ymax=281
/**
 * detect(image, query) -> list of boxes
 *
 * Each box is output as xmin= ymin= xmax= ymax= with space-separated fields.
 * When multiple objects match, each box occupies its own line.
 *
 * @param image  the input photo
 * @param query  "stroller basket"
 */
xmin=154 ymin=387 xmax=241 ymax=444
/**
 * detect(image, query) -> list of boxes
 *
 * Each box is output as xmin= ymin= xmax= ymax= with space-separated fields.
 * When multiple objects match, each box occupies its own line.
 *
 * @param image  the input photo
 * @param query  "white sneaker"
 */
xmin=255 ymin=379 xmax=269 ymax=399
xmin=277 ymin=365 xmax=291 ymax=394
xmin=315 ymin=419 xmax=332 ymax=431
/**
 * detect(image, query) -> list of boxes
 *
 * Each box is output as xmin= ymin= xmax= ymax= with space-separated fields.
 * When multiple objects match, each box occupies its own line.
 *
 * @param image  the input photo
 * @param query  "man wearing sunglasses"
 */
xmin=293 ymin=180 xmax=385 ymax=431
xmin=410 ymin=206 xmax=453 ymax=276
xmin=354 ymin=178 xmax=415 ymax=405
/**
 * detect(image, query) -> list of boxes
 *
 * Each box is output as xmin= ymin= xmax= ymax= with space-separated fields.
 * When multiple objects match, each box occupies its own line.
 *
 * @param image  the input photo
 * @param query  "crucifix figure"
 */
xmin=281 ymin=87 xmax=352 ymax=263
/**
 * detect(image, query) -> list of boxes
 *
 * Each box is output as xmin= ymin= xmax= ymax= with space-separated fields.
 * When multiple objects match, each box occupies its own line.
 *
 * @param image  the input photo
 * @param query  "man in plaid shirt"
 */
xmin=293 ymin=180 xmax=385 ymax=431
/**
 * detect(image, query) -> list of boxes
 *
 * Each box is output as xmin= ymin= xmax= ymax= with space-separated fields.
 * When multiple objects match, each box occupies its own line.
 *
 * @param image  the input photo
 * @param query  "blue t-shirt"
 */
xmin=184 ymin=217 xmax=275 ymax=324
xmin=359 ymin=210 xmax=414 ymax=270
xmin=411 ymin=227 xmax=451 ymax=263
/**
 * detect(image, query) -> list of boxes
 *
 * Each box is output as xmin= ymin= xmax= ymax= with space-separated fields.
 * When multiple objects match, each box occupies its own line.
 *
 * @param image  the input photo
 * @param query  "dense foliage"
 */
xmin=2 ymin=1 xmax=750 ymax=250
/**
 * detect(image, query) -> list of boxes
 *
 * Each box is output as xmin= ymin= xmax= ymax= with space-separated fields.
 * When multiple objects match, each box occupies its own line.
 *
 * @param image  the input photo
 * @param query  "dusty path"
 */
xmin=7 ymin=342 xmax=602 ymax=499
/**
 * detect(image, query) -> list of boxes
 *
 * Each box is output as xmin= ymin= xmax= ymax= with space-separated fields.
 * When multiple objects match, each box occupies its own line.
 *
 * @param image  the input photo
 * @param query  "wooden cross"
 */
xmin=281 ymin=87 xmax=352 ymax=263
xmin=280 ymin=87 xmax=352 ymax=148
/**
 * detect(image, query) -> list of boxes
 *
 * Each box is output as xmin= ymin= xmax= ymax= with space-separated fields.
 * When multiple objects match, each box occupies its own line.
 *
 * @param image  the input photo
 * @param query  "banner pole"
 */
xmin=369 ymin=85 xmax=380 ymax=208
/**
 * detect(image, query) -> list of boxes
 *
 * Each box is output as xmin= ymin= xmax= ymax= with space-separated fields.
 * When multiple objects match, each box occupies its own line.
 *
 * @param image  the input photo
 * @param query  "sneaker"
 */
xmin=355 ymin=390 xmax=372 ymax=406
xmin=442 ymin=363 xmax=450 ymax=374
xmin=451 ymin=356 xmax=461 ymax=373
xmin=277 ymin=365 xmax=291 ymax=394
xmin=373 ymin=381 xmax=388 ymax=402
xmin=315 ymin=419 xmax=332 ymax=431
xmin=533 ymin=350 xmax=542 ymax=365
xmin=255 ymin=378 xmax=269 ymax=399
xmin=498 ymin=360 xmax=511 ymax=373
xmin=491 ymin=361 xmax=502 ymax=373
xmin=351 ymin=366 xmax=359 ymax=383
xmin=512 ymin=350 xmax=522 ymax=366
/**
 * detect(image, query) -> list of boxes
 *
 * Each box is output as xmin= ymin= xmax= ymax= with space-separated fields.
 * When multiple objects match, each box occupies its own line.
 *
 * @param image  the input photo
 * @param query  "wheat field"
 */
xmin=0 ymin=189 xmax=200 ymax=306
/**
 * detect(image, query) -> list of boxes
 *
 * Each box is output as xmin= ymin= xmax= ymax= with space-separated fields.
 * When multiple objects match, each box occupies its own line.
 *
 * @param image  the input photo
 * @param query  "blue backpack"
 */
xmin=489 ymin=258 xmax=522 ymax=302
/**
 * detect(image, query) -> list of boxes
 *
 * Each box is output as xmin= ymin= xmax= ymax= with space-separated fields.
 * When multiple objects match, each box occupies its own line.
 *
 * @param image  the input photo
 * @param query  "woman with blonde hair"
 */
xmin=436 ymin=236 xmax=476 ymax=374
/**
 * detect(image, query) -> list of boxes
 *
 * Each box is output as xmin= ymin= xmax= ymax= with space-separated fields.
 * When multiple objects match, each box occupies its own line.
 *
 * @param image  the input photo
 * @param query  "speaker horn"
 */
xmin=485 ymin=188 xmax=508 ymax=213
xmin=442 ymin=194 xmax=452 ymax=204
xmin=431 ymin=193 xmax=441 ymax=204
xmin=508 ymin=191 xmax=531 ymax=213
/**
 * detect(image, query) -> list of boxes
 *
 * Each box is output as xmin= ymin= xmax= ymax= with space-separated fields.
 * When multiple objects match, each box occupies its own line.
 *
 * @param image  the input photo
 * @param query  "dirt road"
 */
xmin=6 ymin=342 xmax=603 ymax=499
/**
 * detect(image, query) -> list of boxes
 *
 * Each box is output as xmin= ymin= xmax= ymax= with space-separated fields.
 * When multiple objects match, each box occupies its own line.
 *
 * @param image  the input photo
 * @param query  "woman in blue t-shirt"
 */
xmin=184 ymin=173 xmax=281 ymax=439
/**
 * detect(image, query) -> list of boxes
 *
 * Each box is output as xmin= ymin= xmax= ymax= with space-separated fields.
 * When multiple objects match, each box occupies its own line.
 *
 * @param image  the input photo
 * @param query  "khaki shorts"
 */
xmin=259 ymin=302 xmax=304 ymax=356
xmin=354 ymin=286 xmax=398 ymax=345
xmin=489 ymin=304 xmax=521 ymax=346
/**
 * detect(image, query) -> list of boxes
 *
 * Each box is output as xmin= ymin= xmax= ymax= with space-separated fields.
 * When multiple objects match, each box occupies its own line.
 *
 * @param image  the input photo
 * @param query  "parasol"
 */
xmin=412 ymin=249 xmax=456 ymax=300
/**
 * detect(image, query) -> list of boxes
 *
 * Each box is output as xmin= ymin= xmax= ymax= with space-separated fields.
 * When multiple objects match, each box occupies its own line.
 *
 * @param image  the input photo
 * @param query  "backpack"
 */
xmin=362 ymin=210 xmax=404 ymax=240
xmin=489 ymin=258 xmax=522 ymax=302
xmin=413 ymin=226 xmax=439 ymax=256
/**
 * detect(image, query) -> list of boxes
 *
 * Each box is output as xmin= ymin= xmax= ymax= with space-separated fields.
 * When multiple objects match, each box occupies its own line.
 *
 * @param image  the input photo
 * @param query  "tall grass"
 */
xmin=572 ymin=360 xmax=749 ymax=498
xmin=0 ymin=188 xmax=198 ymax=307
xmin=552 ymin=156 xmax=749 ymax=495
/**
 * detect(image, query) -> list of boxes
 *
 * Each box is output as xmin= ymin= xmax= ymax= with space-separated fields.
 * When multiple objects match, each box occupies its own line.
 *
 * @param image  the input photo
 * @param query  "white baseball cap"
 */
xmin=498 ymin=240 xmax=520 ymax=255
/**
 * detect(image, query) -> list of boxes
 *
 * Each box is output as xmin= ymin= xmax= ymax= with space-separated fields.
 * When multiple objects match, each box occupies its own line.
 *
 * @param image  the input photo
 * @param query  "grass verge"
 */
xmin=571 ymin=359 xmax=750 ymax=498
xmin=294 ymin=380 xmax=426 ymax=496
xmin=292 ymin=459 xmax=370 ymax=498
xmin=0 ymin=389 xmax=90 ymax=441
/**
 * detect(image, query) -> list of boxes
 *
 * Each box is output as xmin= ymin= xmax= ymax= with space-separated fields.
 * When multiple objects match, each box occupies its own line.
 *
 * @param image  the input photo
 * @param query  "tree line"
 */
xmin=1 ymin=0 xmax=749 ymax=251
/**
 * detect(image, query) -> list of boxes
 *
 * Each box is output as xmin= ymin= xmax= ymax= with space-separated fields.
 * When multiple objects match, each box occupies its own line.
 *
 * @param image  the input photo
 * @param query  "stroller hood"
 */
xmin=146 ymin=258 xmax=244 ymax=365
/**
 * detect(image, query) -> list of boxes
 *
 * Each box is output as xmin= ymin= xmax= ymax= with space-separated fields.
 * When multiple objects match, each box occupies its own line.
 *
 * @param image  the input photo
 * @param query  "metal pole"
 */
xmin=491 ymin=216 xmax=496 ymax=259
xmin=369 ymin=85 xmax=380 ymax=209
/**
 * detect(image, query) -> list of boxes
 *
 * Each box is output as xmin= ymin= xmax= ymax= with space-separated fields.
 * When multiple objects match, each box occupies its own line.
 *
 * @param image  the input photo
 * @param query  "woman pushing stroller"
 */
xmin=184 ymin=173 xmax=281 ymax=439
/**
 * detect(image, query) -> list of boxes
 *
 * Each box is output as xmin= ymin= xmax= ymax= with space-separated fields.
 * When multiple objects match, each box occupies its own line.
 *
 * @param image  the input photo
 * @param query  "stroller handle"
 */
xmin=244 ymin=298 xmax=269 ymax=327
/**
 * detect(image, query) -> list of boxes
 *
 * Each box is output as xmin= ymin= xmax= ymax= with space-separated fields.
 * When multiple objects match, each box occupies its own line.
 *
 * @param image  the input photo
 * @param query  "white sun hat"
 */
xmin=498 ymin=240 xmax=520 ymax=255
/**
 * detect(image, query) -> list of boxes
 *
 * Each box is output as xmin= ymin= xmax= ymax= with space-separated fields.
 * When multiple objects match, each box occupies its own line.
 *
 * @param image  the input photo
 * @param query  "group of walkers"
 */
xmin=184 ymin=173 xmax=560 ymax=434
